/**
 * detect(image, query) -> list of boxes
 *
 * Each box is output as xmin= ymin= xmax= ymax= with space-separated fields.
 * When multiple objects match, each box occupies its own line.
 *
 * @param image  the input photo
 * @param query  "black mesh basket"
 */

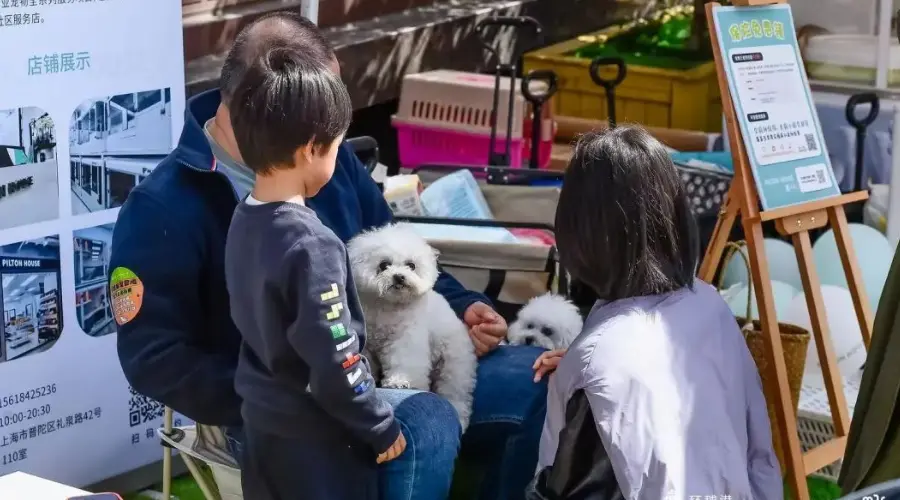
xmin=675 ymin=161 xmax=733 ymax=218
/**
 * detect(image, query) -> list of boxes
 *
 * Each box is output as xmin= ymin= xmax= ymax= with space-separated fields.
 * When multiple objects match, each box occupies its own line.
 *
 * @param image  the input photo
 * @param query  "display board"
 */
xmin=712 ymin=3 xmax=842 ymax=209
xmin=702 ymin=1 xmax=872 ymax=499
xmin=0 ymin=0 xmax=188 ymax=487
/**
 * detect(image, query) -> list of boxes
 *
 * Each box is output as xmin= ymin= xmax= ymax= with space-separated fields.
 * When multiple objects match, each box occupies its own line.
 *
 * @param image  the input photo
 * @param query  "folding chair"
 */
xmin=157 ymin=407 xmax=241 ymax=500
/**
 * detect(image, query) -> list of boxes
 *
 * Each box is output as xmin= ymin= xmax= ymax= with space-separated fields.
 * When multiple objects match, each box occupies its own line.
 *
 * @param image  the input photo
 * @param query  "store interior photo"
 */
xmin=69 ymin=88 xmax=173 ymax=215
xmin=0 ymin=236 xmax=62 ymax=364
xmin=14 ymin=0 xmax=900 ymax=499
xmin=0 ymin=107 xmax=59 ymax=231
xmin=74 ymin=224 xmax=115 ymax=338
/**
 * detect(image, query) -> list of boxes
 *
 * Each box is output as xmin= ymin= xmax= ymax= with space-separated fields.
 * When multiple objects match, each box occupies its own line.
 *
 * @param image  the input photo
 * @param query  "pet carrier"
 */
xmin=392 ymin=16 xmax=555 ymax=172
xmin=392 ymin=70 xmax=555 ymax=170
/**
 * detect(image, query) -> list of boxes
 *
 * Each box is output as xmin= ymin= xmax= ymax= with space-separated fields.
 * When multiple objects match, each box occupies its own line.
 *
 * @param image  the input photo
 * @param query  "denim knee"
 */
xmin=379 ymin=391 xmax=461 ymax=499
xmin=394 ymin=390 xmax=462 ymax=459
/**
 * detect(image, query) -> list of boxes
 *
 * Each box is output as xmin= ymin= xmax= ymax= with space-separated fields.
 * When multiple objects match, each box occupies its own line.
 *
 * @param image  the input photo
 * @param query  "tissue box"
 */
xmin=384 ymin=174 xmax=425 ymax=216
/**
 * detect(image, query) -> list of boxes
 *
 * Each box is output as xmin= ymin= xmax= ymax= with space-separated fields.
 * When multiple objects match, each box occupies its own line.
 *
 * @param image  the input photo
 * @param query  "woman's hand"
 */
xmin=532 ymin=349 xmax=566 ymax=382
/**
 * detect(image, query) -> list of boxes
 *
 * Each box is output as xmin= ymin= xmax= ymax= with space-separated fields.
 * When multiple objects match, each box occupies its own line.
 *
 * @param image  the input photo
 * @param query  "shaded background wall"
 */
xmin=181 ymin=0 xmax=690 ymax=165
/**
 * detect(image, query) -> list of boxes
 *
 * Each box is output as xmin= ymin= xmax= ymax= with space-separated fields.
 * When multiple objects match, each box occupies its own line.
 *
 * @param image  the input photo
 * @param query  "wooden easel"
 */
xmin=699 ymin=1 xmax=875 ymax=499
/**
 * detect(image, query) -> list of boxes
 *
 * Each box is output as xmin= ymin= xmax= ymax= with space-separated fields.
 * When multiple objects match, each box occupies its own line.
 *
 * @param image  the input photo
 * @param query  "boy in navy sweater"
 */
xmin=222 ymin=42 xmax=403 ymax=499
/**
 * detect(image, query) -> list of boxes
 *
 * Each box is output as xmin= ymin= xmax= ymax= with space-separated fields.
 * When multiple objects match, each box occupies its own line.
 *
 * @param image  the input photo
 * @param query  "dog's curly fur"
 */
xmin=507 ymin=293 xmax=583 ymax=350
xmin=347 ymin=223 xmax=477 ymax=430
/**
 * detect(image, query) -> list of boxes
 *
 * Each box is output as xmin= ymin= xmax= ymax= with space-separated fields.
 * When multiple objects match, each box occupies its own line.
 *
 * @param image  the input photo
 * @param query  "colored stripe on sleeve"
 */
xmin=320 ymin=283 xmax=339 ymax=301
xmin=335 ymin=336 xmax=355 ymax=351
xmin=342 ymin=353 xmax=361 ymax=369
xmin=331 ymin=324 xmax=349 ymax=339
xmin=326 ymin=303 xmax=344 ymax=320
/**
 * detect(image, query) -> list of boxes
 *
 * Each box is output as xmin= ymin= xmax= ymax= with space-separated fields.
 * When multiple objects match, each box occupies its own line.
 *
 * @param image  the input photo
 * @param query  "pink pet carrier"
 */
xmin=392 ymin=70 xmax=555 ymax=170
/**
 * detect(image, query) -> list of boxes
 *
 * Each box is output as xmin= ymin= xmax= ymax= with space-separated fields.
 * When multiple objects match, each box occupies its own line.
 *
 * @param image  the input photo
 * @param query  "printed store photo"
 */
xmin=0 ymin=236 xmax=62 ymax=363
xmin=0 ymin=106 xmax=59 ymax=231
xmin=70 ymin=88 xmax=173 ymax=214
xmin=74 ymin=223 xmax=115 ymax=337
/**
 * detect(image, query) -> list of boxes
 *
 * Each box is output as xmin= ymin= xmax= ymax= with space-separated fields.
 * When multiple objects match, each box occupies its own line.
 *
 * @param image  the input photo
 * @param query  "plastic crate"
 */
xmin=392 ymin=70 xmax=554 ymax=169
xmin=796 ymin=372 xmax=862 ymax=481
xmin=523 ymin=25 xmax=722 ymax=133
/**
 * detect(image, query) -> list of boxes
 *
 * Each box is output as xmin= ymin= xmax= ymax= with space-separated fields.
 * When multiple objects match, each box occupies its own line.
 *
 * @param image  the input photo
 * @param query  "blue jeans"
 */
xmin=225 ymin=345 xmax=547 ymax=499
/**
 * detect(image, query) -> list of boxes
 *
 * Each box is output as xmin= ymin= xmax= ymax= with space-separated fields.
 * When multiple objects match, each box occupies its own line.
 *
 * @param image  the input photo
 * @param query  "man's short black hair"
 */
xmin=555 ymin=126 xmax=699 ymax=301
xmin=228 ymin=47 xmax=351 ymax=174
xmin=220 ymin=11 xmax=334 ymax=102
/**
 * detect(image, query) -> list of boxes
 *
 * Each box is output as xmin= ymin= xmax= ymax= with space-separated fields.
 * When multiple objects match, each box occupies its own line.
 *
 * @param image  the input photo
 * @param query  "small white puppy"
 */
xmin=507 ymin=293 xmax=583 ymax=350
xmin=347 ymin=223 xmax=477 ymax=430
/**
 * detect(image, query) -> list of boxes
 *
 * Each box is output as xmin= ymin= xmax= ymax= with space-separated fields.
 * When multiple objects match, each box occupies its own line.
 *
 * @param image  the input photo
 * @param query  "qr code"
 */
xmin=816 ymin=169 xmax=826 ymax=184
xmin=128 ymin=386 xmax=164 ymax=427
xmin=805 ymin=133 xmax=817 ymax=152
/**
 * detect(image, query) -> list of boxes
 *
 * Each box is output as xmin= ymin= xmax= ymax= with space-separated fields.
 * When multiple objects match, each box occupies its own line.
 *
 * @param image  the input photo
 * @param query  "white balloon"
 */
xmin=783 ymin=285 xmax=867 ymax=387
xmin=813 ymin=223 xmax=893 ymax=313
xmin=725 ymin=280 xmax=799 ymax=320
xmin=720 ymin=239 xmax=803 ymax=290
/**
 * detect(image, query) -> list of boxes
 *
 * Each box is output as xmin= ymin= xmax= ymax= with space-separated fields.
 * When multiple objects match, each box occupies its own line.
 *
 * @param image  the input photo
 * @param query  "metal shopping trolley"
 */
xmin=398 ymin=163 xmax=568 ymax=321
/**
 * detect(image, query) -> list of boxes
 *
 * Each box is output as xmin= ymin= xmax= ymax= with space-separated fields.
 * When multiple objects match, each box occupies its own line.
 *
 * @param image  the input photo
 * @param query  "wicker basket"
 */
xmin=720 ymin=242 xmax=811 ymax=472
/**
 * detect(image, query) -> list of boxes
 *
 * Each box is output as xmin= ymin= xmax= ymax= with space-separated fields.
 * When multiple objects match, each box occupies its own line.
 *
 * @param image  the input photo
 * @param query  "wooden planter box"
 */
xmin=523 ymin=25 xmax=723 ymax=133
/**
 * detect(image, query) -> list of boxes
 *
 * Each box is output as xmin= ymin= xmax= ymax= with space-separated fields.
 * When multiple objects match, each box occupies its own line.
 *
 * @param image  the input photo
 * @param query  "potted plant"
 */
xmin=522 ymin=1 xmax=724 ymax=132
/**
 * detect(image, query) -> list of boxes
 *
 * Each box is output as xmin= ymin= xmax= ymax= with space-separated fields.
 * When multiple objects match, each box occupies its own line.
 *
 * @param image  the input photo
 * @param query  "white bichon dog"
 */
xmin=347 ymin=223 xmax=477 ymax=430
xmin=507 ymin=293 xmax=583 ymax=350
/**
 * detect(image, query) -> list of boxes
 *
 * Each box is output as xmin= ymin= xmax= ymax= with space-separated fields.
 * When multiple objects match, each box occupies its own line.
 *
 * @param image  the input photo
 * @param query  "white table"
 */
xmin=0 ymin=471 xmax=91 ymax=499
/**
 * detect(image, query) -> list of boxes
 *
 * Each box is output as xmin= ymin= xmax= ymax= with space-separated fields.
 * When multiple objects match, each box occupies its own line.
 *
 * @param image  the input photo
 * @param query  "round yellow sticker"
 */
xmin=110 ymin=267 xmax=144 ymax=326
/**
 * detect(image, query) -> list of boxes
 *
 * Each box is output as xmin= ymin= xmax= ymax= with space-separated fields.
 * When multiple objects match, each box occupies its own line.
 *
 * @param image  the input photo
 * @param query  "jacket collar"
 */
xmin=173 ymin=89 xmax=220 ymax=172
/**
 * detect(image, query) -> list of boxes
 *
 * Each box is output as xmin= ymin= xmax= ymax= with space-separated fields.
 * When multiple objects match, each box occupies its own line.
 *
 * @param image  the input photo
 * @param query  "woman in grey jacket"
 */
xmin=530 ymin=126 xmax=783 ymax=500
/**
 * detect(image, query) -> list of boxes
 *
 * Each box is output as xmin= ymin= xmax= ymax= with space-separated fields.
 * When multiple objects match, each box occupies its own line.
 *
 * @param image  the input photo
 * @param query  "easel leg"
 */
xmin=791 ymin=230 xmax=851 ymax=437
xmin=791 ymin=229 xmax=853 ymax=478
xmin=744 ymin=220 xmax=808 ymax=500
xmin=699 ymin=185 xmax=740 ymax=282
xmin=827 ymin=206 xmax=874 ymax=347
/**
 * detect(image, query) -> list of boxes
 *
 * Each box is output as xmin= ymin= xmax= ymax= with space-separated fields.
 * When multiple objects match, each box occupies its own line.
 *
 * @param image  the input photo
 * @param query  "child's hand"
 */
xmin=532 ymin=349 xmax=566 ymax=382
xmin=376 ymin=432 xmax=407 ymax=464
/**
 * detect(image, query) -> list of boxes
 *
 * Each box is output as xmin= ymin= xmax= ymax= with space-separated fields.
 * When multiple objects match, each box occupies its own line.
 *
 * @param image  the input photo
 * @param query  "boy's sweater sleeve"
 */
xmin=340 ymin=143 xmax=489 ymax=317
xmin=283 ymin=228 xmax=400 ymax=454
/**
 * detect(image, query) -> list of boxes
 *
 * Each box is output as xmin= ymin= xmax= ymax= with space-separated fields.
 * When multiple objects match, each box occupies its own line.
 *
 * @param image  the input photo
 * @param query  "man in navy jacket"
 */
xmin=109 ymin=12 xmax=547 ymax=500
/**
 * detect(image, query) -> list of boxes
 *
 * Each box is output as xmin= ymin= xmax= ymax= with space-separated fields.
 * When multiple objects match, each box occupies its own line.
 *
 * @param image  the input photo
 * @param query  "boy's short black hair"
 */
xmin=228 ymin=47 xmax=352 ymax=174
xmin=219 ymin=12 xmax=334 ymax=102
xmin=555 ymin=126 xmax=699 ymax=301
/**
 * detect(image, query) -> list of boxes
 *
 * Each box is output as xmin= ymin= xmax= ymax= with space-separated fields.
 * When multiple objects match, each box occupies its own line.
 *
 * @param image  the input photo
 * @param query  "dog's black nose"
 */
xmin=393 ymin=274 xmax=406 ymax=285
xmin=524 ymin=337 xmax=535 ymax=346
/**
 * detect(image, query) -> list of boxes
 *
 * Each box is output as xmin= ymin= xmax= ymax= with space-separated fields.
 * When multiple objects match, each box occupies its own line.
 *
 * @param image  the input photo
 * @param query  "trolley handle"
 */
xmin=521 ymin=69 xmax=558 ymax=106
xmin=475 ymin=16 xmax=544 ymax=63
xmin=845 ymin=93 xmax=880 ymax=131
xmin=345 ymin=135 xmax=381 ymax=175
xmin=589 ymin=56 xmax=627 ymax=89
xmin=410 ymin=163 xmax=564 ymax=185
xmin=395 ymin=215 xmax=555 ymax=233
xmin=396 ymin=215 xmax=569 ymax=301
